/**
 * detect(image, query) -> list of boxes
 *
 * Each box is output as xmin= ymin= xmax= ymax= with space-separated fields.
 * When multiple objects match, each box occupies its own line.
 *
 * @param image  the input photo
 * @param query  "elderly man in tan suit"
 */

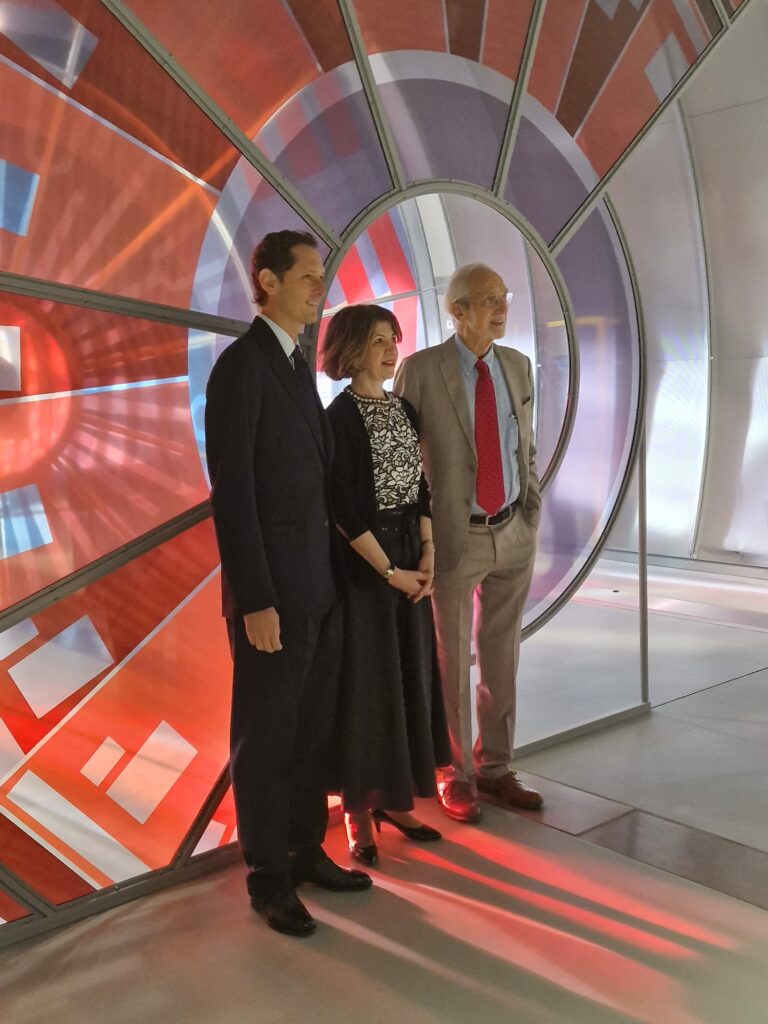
xmin=394 ymin=262 xmax=542 ymax=823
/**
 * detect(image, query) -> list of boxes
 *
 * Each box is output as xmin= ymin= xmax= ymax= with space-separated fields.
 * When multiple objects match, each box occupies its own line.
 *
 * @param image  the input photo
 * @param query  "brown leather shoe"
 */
xmin=438 ymin=780 xmax=482 ymax=823
xmin=477 ymin=771 xmax=543 ymax=809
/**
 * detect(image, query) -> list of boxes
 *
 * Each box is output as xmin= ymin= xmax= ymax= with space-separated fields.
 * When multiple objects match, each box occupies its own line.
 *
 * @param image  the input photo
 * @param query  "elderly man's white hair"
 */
xmin=444 ymin=263 xmax=498 ymax=312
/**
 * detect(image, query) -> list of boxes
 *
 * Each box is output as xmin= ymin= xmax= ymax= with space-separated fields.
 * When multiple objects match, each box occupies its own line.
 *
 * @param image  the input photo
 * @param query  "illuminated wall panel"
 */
xmin=526 ymin=205 xmax=638 ymax=622
xmin=0 ymin=888 xmax=32 ymax=924
xmin=514 ymin=0 xmax=721 ymax=240
xmin=0 ymin=159 xmax=40 ymax=237
xmin=0 ymin=0 xmax=237 ymax=188
xmin=192 ymin=786 xmax=237 ymax=856
xmin=355 ymin=0 xmax=534 ymax=187
xmin=125 ymin=0 xmax=355 ymax=137
xmin=0 ymin=527 xmax=230 ymax=892
xmin=608 ymin=109 xmax=709 ymax=557
xmin=0 ymin=295 xmax=210 ymax=611
xmin=0 ymin=61 xmax=220 ymax=308
xmin=683 ymin=0 xmax=768 ymax=563
xmin=125 ymin=0 xmax=392 ymax=233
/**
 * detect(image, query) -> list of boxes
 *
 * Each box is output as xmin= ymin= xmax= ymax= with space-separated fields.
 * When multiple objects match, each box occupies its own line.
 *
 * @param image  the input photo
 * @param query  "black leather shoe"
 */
xmin=294 ymin=850 xmax=372 ymax=891
xmin=250 ymin=885 xmax=316 ymax=937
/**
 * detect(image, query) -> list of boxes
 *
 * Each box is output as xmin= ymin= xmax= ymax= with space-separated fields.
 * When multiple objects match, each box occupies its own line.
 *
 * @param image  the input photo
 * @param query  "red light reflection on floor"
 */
xmin=445 ymin=826 xmax=732 ymax=949
xmin=410 ymin=846 xmax=696 ymax=960
xmin=375 ymin=871 xmax=703 ymax=1024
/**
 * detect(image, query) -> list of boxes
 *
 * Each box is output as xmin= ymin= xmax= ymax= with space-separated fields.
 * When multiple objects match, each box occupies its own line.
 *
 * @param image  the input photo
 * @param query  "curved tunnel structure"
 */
xmin=0 ymin=0 xmax=763 ymax=942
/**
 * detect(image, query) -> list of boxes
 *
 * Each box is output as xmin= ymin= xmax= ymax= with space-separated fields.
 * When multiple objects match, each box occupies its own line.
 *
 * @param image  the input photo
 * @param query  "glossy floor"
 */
xmin=3 ymin=800 xmax=768 ymax=1024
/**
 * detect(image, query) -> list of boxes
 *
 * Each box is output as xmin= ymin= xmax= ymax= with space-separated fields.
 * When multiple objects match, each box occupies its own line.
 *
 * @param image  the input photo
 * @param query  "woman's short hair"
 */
xmin=322 ymin=304 xmax=402 ymax=381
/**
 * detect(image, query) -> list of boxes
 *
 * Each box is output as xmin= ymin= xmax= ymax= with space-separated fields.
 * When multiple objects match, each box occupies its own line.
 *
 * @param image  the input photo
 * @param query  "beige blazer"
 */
xmin=394 ymin=337 xmax=541 ymax=574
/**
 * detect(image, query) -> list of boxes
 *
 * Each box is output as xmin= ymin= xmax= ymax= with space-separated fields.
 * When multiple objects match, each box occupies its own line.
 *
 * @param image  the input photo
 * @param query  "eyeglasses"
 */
xmin=464 ymin=291 xmax=513 ymax=309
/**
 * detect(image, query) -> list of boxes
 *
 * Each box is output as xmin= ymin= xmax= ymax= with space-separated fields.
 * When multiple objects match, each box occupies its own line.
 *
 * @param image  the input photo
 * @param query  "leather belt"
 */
xmin=469 ymin=504 xmax=515 ymax=527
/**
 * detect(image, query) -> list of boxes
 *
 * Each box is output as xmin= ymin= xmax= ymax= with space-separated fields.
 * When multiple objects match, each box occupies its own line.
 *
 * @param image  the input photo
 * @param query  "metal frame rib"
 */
xmin=337 ymin=0 xmax=406 ymax=190
xmin=493 ymin=0 xmax=548 ymax=197
xmin=0 ymin=270 xmax=249 ymax=335
xmin=549 ymin=2 xmax=749 ymax=257
xmin=98 ymin=0 xmax=342 ymax=249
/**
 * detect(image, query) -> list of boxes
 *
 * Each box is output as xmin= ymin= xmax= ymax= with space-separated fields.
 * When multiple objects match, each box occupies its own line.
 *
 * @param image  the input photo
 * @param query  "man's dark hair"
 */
xmin=251 ymin=230 xmax=318 ymax=306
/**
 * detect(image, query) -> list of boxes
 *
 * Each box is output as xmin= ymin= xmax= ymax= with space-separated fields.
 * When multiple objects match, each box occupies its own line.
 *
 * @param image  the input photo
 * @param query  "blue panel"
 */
xmin=0 ymin=484 xmax=53 ymax=559
xmin=0 ymin=0 xmax=98 ymax=88
xmin=0 ymin=160 xmax=40 ymax=237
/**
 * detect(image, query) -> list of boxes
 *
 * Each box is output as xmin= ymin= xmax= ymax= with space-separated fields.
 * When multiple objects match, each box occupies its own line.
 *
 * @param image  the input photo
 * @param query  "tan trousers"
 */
xmin=432 ymin=509 xmax=537 ymax=784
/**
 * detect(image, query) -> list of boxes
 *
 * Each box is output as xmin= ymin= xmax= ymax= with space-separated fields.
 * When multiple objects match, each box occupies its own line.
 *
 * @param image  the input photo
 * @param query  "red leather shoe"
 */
xmin=477 ymin=771 xmax=543 ymax=809
xmin=437 ymin=780 xmax=482 ymax=823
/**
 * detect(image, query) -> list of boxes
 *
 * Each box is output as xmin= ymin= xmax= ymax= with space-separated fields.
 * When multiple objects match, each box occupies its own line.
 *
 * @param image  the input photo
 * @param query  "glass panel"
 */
xmin=517 ymin=506 xmax=643 ymax=747
xmin=317 ymin=204 xmax=425 ymax=405
xmin=0 ymin=887 xmax=33 ymax=925
xmin=124 ymin=0 xmax=392 ymax=233
xmin=608 ymin=113 xmax=709 ymax=557
xmin=0 ymin=521 xmax=231 ymax=892
xmin=191 ymin=158 xmax=331 ymax=323
xmin=355 ymin=0 xmax=535 ymax=187
xmin=696 ymin=356 xmax=768 ymax=564
xmin=0 ymin=293 xmax=211 ymax=610
xmin=318 ymin=195 xmax=572 ymax=480
xmin=527 ymin=243 xmax=570 ymax=475
xmin=511 ymin=0 xmax=721 ymax=241
xmin=526 ymin=203 xmax=639 ymax=626
xmin=192 ymin=785 xmax=237 ymax=856
xmin=0 ymin=0 xmax=246 ymax=308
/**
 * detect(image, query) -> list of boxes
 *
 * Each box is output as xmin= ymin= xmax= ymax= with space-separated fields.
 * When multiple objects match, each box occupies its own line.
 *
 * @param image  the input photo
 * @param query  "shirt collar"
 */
xmin=259 ymin=314 xmax=297 ymax=362
xmin=454 ymin=334 xmax=495 ymax=376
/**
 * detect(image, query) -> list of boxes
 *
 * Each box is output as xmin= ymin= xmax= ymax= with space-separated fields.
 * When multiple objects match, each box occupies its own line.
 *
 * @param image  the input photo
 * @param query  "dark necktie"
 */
xmin=474 ymin=358 xmax=505 ymax=515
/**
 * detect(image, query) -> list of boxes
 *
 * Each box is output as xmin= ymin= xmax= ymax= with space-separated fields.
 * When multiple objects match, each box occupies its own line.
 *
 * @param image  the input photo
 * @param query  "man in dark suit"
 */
xmin=205 ymin=230 xmax=371 ymax=937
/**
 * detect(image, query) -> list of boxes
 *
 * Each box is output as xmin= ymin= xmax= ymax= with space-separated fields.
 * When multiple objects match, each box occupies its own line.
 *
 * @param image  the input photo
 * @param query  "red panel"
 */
xmin=0 ymin=383 xmax=208 ymax=609
xmin=355 ymin=0 xmax=448 ymax=54
xmin=0 ymin=0 xmax=236 ymax=188
xmin=576 ymin=0 xmax=706 ymax=176
xmin=528 ymin=0 xmax=590 ymax=112
xmin=0 ymin=521 xmax=220 ymax=755
xmin=482 ymin=0 xmax=535 ymax=82
xmin=368 ymin=215 xmax=417 ymax=297
xmin=0 ymin=817 xmax=94 ymax=904
xmin=125 ymin=0 xmax=345 ymax=137
xmin=335 ymin=246 xmax=375 ymax=306
xmin=392 ymin=297 xmax=420 ymax=361
xmin=0 ymin=578 xmax=232 ymax=887
xmin=0 ymin=889 xmax=32 ymax=923
xmin=0 ymin=63 xmax=213 ymax=307
xmin=193 ymin=785 xmax=237 ymax=855
xmin=0 ymin=295 xmax=187 ymax=401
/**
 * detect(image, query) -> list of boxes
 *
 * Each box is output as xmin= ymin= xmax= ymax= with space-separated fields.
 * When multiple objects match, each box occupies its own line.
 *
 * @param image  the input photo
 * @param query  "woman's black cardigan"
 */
xmin=326 ymin=390 xmax=431 ymax=589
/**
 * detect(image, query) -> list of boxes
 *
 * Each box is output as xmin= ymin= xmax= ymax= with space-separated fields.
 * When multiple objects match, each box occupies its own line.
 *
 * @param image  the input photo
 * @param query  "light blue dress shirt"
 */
xmin=454 ymin=336 xmax=520 ymax=515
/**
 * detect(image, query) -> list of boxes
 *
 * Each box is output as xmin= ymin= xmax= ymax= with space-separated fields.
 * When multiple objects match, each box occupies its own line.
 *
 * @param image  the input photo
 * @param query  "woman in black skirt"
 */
xmin=323 ymin=304 xmax=451 ymax=865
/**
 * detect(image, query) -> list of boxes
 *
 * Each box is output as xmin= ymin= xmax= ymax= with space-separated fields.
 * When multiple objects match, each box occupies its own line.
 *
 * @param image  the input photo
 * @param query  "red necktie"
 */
xmin=474 ymin=359 xmax=505 ymax=515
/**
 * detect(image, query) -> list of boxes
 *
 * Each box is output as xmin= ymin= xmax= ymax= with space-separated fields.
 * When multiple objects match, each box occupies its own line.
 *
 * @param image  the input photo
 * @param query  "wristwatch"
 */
xmin=382 ymin=563 xmax=395 ymax=582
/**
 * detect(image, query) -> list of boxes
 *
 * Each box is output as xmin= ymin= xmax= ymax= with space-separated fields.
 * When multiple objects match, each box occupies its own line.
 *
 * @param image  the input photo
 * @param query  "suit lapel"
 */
xmin=256 ymin=322 xmax=326 ymax=459
xmin=495 ymin=346 xmax=525 ymax=423
xmin=439 ymin=337 xmax=475 ymax=452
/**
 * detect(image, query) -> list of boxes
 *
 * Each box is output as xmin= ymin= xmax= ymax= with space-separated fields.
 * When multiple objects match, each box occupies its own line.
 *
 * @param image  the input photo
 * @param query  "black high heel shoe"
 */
xmin=372 ymin=809 xmax=442 ymax=842
xmin=345 ymin=812 xmax=378 ymax=866
xmin=349 ymin=842 xmax=378 ymax=867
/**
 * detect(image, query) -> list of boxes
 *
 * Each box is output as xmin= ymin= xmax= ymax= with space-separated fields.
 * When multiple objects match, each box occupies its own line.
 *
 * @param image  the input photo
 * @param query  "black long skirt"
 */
xmin=336 ymin=508 xmax=451 ymax=813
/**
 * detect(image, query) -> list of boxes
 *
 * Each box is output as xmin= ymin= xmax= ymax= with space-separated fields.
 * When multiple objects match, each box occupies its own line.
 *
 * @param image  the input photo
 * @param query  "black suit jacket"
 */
xmin=204 ymin=318 xmax=340 ymax=619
